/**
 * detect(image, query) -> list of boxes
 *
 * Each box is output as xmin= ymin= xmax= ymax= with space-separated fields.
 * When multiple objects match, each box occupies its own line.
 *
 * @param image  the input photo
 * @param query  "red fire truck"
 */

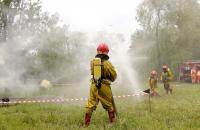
xmin=179 ymin=60 xmax=200 ymax=82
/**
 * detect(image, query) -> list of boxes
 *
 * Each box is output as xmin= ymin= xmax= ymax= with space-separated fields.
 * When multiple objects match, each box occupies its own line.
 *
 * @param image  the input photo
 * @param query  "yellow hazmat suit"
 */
xmin=149 ymin=76 xmax=158 ymax=92
xmin=86 ymin=54 xmax=117 ymax=114
xmin=160 ymin=69 xmax=173 ymax=94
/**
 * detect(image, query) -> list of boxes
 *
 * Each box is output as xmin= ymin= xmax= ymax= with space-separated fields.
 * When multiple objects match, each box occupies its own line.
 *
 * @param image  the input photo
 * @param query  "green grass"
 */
xmin=0 ymin=83 xmax=200 ymax=130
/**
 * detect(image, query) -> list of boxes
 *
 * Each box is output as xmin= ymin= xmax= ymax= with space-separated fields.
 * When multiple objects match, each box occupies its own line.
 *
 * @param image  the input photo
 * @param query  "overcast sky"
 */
xmin=42 ymin=0 xmax=142 ymax=38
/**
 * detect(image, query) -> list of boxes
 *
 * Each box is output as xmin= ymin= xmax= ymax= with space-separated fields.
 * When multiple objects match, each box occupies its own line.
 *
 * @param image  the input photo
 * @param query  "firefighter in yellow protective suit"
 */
xmin=84 ymin=43 xmax=117 ymax=127
xmin=160 ymin=65 xmax=173 ymax=94
xmin=149 ymin=70 xmax=160 ymax=96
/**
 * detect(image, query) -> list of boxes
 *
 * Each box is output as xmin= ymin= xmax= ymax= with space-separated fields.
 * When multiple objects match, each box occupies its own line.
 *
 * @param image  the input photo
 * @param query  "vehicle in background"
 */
xmin=178 ymin=60 xmax=200 ymax=82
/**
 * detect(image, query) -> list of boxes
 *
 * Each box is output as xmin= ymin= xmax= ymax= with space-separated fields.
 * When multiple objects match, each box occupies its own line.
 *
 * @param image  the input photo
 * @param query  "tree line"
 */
xmin=131 ymin=0 xmax=200 ymax=79
xmin=0 ymin=0 xmax=89 ymax=83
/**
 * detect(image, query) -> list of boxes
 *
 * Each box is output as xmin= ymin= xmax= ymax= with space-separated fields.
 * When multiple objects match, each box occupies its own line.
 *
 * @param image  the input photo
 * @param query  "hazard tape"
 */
xmin=53 ymin=83 xmax=75 ymax=86
xmin=0 ymin=92 xmax=148 ymax=105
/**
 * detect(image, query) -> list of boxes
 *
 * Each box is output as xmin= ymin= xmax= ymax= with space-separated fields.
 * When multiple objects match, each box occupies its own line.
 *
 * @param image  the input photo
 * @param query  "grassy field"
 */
xmin=0 ymin=83 xmax=200 ymax=130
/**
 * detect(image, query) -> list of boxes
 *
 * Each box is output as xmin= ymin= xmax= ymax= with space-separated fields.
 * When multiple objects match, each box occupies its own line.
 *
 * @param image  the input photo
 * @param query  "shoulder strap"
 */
xmin=101 ymin=60 xmax=105 ymax=79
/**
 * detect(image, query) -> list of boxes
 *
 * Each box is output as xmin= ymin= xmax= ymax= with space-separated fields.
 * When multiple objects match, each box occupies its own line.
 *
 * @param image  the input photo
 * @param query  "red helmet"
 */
xmin=151 ymin=70 xmax=157 ymax=76
xmin=162 ymin=65 xmax=168 ymax=69
xmin=192 ymin=66 xmax=197 ymax=70
xmin=97 ymin=42 xmax=109 ymax=53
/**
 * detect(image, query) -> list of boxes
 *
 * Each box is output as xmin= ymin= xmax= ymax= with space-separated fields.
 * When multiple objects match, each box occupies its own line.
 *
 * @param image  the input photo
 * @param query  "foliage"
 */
xmin=0 ymin=0 xmax=89 ymax=84
xmin=131 ymin=0 xmax=200 ymax=79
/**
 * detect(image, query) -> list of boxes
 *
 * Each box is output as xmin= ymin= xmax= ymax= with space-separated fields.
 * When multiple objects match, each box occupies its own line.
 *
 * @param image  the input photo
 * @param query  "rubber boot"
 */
xmin=108 ymin=111 xmax=115 ymax=127
xmin=84 ymin=113 xmax=91 ymax=127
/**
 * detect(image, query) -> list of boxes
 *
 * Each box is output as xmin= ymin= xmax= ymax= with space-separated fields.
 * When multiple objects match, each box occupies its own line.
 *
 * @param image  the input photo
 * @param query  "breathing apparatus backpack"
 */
xmin=93 ymin=58 xmax=103 ymax=89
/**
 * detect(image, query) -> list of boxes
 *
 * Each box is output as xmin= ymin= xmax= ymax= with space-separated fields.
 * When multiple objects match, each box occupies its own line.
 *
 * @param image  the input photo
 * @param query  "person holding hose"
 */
xmin=84 ymin=43 xmax=117 ymax=127
xmin=160 ymin=65 xmax=173 ymax=94
xmin=148 ymin=70 xmax=160 ymax=96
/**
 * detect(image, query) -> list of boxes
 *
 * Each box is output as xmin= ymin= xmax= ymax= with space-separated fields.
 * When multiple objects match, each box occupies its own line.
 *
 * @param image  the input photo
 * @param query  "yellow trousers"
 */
xmin=163 ymin=82 xmax=172 ymax=90
xmin=86 ymin=82 xmax=114 ymax=114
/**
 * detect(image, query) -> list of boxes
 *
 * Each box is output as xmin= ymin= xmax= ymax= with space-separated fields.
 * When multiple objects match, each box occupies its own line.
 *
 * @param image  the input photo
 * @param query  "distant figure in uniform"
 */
xmin=148 ymin=70 xmax=160 ymax=96
xmin=160 ymin=65 xmax=173 ymax=94
xmin=191 ymin=66 xmax=197 ymax=84
xmin=196 ymin=69 xmax=200 ymax=84
xmin=84 ymin=43 xmax=117 ymax=127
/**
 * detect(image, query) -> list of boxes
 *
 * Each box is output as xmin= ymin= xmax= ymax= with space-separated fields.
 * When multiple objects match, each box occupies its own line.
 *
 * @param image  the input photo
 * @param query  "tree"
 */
xmin=131 ymin=0 xmax=200 ymax=79
xmin=0 ymin=0 xmax=89 ymax=86
xmin=0 ymin=0 xmax=20 ymax=41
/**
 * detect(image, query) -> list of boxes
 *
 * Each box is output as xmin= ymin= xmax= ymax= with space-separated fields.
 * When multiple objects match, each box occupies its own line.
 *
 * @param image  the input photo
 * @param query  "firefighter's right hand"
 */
xmin=96 ymin=81 xmax=101 ymax=89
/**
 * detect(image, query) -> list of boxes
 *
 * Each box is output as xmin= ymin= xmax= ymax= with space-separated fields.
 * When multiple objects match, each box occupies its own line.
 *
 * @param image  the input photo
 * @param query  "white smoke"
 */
xmin=86 ymin=30 xmax=141 ymax=92
xmin=0 ymin=41 xmax=39 ymax=97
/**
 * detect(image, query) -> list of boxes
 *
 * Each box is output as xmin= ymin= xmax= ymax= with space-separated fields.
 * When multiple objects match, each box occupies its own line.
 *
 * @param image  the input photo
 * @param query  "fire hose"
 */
xmin=0 ymin=91 xmax=148 ymax=106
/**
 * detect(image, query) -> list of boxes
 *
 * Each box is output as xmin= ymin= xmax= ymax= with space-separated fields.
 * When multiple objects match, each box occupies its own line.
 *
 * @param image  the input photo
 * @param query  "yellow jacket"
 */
xmin=149 ymin=77 xmax=158 ymax=90
xmin=160 ymin=70 xmax=173 ymax=83
xmin=86 ymin=54 xmax=117 ymax=113
xmin=90 ymin=58 xmax=117 ymax=85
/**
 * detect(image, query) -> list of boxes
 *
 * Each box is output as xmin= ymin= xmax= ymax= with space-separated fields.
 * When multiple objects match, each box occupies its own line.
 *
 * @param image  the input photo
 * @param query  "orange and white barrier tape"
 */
xmin=0 ymin=91 xmax=148 ymax=105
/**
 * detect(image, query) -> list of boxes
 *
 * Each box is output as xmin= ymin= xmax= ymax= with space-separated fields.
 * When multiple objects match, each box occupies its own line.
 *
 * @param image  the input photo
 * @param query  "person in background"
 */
xmin=160 ymin=65 xmax=173 ymax=94
xmin=191 ymin=66 xmax=197 ymax=84
xmin=196 ymin=69 xmax=200 ymax=84
xmin=148 ymin=70 xmax=160 ymax=96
